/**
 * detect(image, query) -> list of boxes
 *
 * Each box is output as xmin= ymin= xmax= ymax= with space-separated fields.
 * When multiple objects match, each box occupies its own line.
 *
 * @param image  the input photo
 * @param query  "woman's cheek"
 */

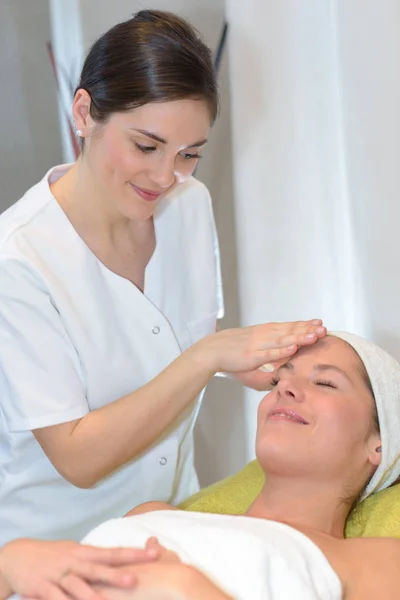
xmin=257 ymin=392 xmax=275 ymax=423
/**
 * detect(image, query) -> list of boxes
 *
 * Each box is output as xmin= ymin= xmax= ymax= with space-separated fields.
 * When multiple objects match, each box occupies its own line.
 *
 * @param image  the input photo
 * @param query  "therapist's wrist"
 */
xmin=187 ymin=335 xmax=219 ymax=377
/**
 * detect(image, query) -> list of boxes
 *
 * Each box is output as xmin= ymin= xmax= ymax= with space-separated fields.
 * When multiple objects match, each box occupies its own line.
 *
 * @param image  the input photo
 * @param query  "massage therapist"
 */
xmin=0 ymin=10 xmax=326 ymax=544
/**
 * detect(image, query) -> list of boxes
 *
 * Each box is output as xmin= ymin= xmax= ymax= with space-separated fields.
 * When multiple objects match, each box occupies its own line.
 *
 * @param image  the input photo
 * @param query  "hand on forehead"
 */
xmin=277 ymin=336 xmax=367 ymax=388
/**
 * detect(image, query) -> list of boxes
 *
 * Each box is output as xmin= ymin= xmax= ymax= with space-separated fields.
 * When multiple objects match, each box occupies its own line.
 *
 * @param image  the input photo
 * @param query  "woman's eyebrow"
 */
xmin=184 ymin=138 xmax=208 ymax=148
xmin=130 ymin=128 xmax=208 ymax=148
xmin=276 ymin=362 xmax=353 ymax=384
xmin=313 ymin=364 xmax=353 ymax=384
xmin=276 ymin=362 xmax=293 ymax=375
xmin=131 ymin=128 xmax=167 ymax=143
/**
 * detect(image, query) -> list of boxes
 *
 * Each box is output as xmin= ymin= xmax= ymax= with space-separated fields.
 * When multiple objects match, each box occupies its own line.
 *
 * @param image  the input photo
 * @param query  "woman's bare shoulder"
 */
xmin=298 ymin=529 xmax=400 ymax=599
xmin=124 ymin=501 xmax=178 ymax=517
xmin=336 ymin=537 xmax=400 ymax=599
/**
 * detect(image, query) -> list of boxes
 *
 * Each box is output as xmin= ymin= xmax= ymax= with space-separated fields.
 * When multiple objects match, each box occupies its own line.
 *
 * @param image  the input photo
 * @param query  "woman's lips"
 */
xmin=130 ymin=183 xmax=162 ymax=202
xmin=267 ymin=408 xmax=308 ymax=425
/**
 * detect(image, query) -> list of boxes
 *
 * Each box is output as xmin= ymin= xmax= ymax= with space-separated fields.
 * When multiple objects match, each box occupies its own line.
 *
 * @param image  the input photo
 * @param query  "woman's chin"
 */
xmin=256 ymin=441 xmax=308 ymax=474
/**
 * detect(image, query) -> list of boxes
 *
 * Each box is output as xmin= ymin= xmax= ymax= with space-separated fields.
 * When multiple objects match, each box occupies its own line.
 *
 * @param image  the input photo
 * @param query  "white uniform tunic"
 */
xmin=0 ymin=165 xmax=223 ymax=545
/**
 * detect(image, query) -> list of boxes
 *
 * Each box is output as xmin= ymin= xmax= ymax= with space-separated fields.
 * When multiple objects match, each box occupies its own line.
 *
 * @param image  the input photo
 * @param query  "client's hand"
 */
xmin=144 ymin=537 xmax=181 ymax=564
xmin=0 ymin=538 xmax=159 ymax=600
xmin=97 ymin=538 xmax=232 ymax=600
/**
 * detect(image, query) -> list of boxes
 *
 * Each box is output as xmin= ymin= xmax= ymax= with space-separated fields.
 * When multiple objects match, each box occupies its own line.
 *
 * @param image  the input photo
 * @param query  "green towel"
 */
xmin=180 ymin=460 xmax=400 ymax=539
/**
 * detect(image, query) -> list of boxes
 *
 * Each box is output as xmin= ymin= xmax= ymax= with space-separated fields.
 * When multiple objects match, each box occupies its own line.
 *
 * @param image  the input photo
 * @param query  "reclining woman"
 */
xmin=3 ymin=332 xmax=400 ymax=599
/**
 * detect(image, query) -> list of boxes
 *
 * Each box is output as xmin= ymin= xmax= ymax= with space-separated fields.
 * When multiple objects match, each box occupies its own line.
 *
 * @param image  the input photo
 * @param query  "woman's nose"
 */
xmin=277 ymin=378 xmax=304 ymax=402
xmin=149 ymin=158 xmax=176 ymax=189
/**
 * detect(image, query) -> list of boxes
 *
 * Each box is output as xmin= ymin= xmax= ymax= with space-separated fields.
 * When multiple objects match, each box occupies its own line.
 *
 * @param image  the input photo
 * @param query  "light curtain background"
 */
xmin=225 ymin=0 xmax=400 ymax=459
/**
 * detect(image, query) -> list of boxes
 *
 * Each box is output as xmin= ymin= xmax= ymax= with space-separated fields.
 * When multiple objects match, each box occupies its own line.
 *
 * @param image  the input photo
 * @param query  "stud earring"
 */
xmin=76 ymin=129 xmax=84 ymax=137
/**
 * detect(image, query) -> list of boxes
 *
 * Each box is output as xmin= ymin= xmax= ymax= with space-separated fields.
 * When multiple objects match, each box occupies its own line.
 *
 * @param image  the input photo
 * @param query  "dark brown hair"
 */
xmin=75 ymin=10 xmax=219 ymax=124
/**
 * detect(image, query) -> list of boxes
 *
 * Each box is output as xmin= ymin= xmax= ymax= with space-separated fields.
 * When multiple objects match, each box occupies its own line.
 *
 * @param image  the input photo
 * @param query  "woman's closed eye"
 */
xmin=135 ymin=142 xmax=157 ymax=154
xmin=134 ymin=143 xmax=202 ymax=161
xmin=315 ymin=380 xmax=337 ymax=389
xmin=269 ymin=377 xmax=338 ymax=389
xmin=180 ymin=151 xmax=202 ymax=161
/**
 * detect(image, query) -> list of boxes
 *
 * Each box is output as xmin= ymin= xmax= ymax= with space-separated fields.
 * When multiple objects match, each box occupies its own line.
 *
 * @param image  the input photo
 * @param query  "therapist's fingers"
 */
xmin=288 ymin=321 xmax=326 ymax=343
xmin=257 ymin=344 xmax=299 ymax=363
xmin=263 ymin=319 xmax=322 ymax=333
xmin=259 ymin=322 xmax=326 ymax=348
xmin=77 ymin=544 xmax=159 ymax=564
xmin=198 ymin=320 xmax=326 ymax=375
xmin=273 ymin=319 xmax=323 ymax=330
xmin=258 ymin=329 xmax=326 ymax=351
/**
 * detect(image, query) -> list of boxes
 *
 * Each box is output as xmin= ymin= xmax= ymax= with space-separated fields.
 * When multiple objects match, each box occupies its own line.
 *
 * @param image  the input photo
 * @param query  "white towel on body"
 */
xmin=82 ymin=510 xmax=342 ymax=600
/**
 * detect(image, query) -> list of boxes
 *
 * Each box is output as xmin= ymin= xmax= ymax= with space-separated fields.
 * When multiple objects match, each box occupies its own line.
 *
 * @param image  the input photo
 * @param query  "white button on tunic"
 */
xmin=0 ymin=165 xmax=224 ymax=544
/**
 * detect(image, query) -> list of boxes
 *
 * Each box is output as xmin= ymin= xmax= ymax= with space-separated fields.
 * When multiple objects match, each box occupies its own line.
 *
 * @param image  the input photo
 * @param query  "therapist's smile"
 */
xmin=129 ymin=183 xmax=164 ymax=202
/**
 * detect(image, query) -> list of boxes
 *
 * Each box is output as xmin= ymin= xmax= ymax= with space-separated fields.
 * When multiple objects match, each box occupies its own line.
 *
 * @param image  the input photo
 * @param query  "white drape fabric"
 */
xmin=225 ymin=0 xmax=400 ymax=457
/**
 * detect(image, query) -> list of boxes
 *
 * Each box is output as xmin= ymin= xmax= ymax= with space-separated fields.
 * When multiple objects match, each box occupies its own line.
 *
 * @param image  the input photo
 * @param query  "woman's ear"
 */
xmin=367 ymin=433 xmax=382 ymax=467
xmin=72 ymin=88 xmax=94 ymax=136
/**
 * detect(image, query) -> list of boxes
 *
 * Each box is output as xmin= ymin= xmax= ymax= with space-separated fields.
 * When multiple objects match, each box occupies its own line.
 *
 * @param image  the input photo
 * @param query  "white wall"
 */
xmin=0 ymin=0 xmax=63 ymax=212
xmin=50 ymin=1 xmax=241 ymax=485
xmin=226 ymin=0 xmax=400 ymax=459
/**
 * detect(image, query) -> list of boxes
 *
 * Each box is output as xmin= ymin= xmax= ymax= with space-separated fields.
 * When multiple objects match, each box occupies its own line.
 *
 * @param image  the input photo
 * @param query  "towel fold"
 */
xmin=331 ymin=332 xmax=400 ymax=500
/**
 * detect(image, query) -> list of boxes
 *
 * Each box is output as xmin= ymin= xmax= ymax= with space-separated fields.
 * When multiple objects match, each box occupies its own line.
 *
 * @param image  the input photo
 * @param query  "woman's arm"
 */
xmin=33 ymin=321 xmax=325 ymax=488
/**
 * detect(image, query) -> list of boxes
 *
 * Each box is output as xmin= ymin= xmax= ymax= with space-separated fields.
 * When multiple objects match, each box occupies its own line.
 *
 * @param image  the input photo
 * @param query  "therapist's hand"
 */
xmin=195 ymin=319 xmax=326 ymax=377
xmin=0 ymin=538 xmax=159 ymax=600
xmin=232 ymin=361 xmax=290 ymax=391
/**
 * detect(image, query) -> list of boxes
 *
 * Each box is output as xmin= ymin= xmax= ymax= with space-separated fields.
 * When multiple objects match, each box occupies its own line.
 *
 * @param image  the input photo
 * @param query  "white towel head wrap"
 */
xmin=330 ymin=332 xmax=400 ymax=500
